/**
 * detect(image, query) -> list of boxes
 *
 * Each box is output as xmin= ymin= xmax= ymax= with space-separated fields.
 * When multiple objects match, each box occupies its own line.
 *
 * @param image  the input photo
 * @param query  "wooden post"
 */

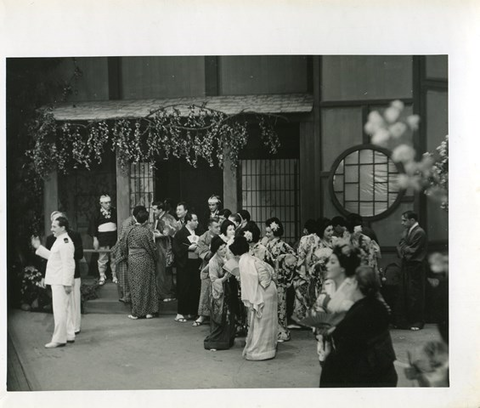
xmin=223 ymin=147 xmax=237 ymax=211
xmin=299 ymin=56 xmax=322 ymax=223
xmin=116 ymin=150 xmax=131 ymax=226
xmin=43 ymin=171 xmax=58 ymax=236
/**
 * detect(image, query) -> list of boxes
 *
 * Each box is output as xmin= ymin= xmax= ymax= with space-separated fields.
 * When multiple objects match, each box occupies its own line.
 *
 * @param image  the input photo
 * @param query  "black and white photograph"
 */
xmin=1 ymin=1 xmax=479 ymax=408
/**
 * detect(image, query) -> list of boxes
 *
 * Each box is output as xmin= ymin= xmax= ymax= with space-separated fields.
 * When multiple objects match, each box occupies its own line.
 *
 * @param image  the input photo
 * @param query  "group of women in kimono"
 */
xmin=112 ymin=203 xmax=397 ymax=387
xmin=201 ymin=211 xmax=396 ymax=387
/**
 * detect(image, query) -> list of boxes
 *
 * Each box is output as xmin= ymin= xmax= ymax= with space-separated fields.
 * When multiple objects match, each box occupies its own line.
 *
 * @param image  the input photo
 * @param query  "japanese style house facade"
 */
xmin=42 ymin=55 xmax=448 ymax=269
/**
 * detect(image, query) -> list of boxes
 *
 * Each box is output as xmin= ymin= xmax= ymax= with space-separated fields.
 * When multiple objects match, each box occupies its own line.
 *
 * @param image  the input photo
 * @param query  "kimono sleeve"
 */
xmin=255 ymin=259 xmax=274 ymax=289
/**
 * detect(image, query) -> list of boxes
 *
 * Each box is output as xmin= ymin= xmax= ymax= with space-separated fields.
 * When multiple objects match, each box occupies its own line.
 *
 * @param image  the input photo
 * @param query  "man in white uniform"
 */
xmin=32 ymin=216 xmax=76 ymax=348
xmin=46 ymin=211 xmax=83 ymax=335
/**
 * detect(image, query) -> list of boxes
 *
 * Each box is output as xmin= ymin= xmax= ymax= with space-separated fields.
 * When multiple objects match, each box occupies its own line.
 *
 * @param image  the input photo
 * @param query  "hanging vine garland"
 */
xmin=27 ymin=103 xmax=284 ymax=178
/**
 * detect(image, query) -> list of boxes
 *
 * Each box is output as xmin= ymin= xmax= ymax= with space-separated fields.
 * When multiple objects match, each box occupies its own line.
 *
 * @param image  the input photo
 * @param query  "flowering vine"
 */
xmin=27 ymin=104 xmax=283 ymax=178
xmin=364 ymin=100 xmax=448 ymax=212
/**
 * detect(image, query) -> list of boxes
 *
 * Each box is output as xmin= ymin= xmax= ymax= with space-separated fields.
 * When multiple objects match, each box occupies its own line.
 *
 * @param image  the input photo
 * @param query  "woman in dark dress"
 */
xmin=320 ymin=265 xmax=397 ymax=387
xmin=204 ymin=235 xmax=240 ymax=350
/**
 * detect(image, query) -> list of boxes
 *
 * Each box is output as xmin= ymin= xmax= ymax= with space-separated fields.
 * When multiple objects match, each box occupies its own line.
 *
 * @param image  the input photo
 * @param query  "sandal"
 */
xmin=174 ymin=316 xmax=187 ymax=323
xmin=98 ymin=278 xmax=106 ymax=286
xmin=128 ymin=315 xmax=138 ymax=320
xmin=112 ymin=277 xmax=118 ymax=284
xmin=146 ymin=314 xmax=153 ymax=319
xmin=192 ymin=320 xmax=203 ymax=327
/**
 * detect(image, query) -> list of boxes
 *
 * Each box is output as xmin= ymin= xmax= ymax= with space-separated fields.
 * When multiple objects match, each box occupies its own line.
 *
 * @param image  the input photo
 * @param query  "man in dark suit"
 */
xmin=396 ymin=211 xmax=428 ymax=331
xmin=172 ymin=212 xmax=201 ymax=322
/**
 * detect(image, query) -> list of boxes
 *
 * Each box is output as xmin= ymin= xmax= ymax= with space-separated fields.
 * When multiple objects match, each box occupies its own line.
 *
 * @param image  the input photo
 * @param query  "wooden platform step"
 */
xmin=83 ymin=280 xmax=178 ymax=315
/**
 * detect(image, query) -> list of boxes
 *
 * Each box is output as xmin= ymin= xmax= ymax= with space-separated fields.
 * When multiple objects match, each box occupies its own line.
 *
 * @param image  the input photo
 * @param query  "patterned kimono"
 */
xmin=294 ymin=233 xmax=321 ymax=321
xmin=348 ymin=232 xmax=381 ymax=275
xmin=265 ymin=237 xmax=296 ymax=341
xmin=111 ymin=216 xmax=136 ymax=301
xmin=309 ymin=240 xmax=334 ymax=301
xmin=204 ymin=253 xmax=239 ymax=350
xmin=121 ymin=224 xmax=159 ymax=317
xmin=249 ymin=242 xmax=272 ymax=263
xmin=196 ymin=231 xmax=215 ymax=317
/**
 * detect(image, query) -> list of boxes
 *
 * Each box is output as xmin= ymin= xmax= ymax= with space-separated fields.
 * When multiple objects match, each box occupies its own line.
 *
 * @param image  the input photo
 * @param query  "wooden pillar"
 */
xmin=116 ymin=151 xmax=131 ymax=226
xmin=223 ymin=148 xmax=237 ymax=211
xmin=43 ymin=171 xmax=59 ymax=236
xmin=299 ymin=56 xmax=322 ymax=223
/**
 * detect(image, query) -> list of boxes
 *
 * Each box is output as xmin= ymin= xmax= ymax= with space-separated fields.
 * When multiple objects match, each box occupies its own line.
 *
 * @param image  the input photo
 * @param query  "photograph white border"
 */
xmin=1 ymin=1 xmax=479 ymax=407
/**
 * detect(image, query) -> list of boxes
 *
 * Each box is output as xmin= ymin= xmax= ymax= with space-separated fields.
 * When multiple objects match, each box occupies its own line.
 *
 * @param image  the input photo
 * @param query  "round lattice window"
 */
xmin=328 ymin=145 xmax=404 ymax=220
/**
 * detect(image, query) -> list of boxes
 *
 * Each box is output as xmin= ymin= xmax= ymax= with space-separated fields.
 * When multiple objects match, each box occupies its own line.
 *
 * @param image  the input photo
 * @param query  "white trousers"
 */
xmin=72 ymin=277 xmax=82 ymax=333
xmin=51 ymin=285 xmax=75 ymax=344
xmin=98 ymin=246 xmax=116 ymax=279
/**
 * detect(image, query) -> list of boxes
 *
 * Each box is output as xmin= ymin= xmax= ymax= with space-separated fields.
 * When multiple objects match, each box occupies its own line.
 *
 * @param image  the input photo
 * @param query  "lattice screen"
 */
xmin=240 ymin=159 xmax=300 ymax=245
xmin=130 ymin=162 xmax=154 ymax=216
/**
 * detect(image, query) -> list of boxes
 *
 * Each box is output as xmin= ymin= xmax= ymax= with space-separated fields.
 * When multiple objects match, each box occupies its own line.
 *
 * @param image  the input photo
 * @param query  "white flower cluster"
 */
xmin=244 ymin=231 xmax=253 ymax=242
xmin=364 ymin=100 xmax=420 ymax=147
xmin=365 ymin=101 xmax=448 ymax=212
xmin=269 ymin=221 xmax=279 ymax=232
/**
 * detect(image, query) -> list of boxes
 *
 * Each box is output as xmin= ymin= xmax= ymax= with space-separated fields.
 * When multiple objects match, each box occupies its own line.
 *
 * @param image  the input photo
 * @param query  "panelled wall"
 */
xmin=120 ymin=57 xmax=206 ymax=99
xmin=314 ymin=55 xmax=448 ymax=269
xmin=51 ymin=56 xmax=447 ymax=259
xmin=56 ymin=58 xmax=109 ymax=101
xmin=218 ymin=56 xmax=309 ymax=95
xmin=319 ymin=56 xmax=415 ymax=249
xmin=56 ymin=57 xmax=206 ymax=101
xmin=55 ymin=56 xmax=310 ymax=101
xmin=424 ymin=56 xmax=448 ymax=245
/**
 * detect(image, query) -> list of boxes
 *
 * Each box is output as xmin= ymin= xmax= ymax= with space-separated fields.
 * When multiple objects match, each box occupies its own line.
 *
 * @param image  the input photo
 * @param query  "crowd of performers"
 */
xmin=110 ymin=194 xmax=397 ymax=387
xmin=34 ymin=194 xmax=400 ymax=387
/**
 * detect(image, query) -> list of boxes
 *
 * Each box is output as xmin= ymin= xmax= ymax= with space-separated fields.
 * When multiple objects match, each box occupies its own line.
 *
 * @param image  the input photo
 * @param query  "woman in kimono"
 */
xmin=264 ymin=217 xmax=296 ymax=342
xmin=309 ymin=218 xmax=335 ymax=305
xmin=293 ymin=221 xmax=321 ymax=322
xmin=121 ymin=209 xmax=159 ymax=320
xmin=345 ymin=215 xmax=381 ymax=276
xmin=230 ymin=236 xmax=278 ymax=361
xmin=320 ymin=265 xmax=397 ymax=387
xmin=311 ymin=241 xmax=360 ymax=364
xmin=111 ymin=205 xmax=146 ymax=303
xmin=204 ymin=235 xmax=239 ymax=350
xmin=242 ymin=221 xmax=271 ymax=263
xmin=219 ymin=219 xmax=236 ymax=246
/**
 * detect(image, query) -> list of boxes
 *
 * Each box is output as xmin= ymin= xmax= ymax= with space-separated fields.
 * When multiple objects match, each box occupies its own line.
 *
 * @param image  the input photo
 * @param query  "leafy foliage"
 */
xmin=27 ymin=104 xmax=282 ymax=178
xmin=7 ymin=58 xmax=83 ymax=306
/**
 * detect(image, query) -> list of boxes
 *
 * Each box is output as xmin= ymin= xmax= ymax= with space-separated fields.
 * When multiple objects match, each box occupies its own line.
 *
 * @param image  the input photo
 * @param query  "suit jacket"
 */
xmin=173 ymin=226 xmax=195 ymax=269
xmin=397 ymin=225 xmax=427 ymax=263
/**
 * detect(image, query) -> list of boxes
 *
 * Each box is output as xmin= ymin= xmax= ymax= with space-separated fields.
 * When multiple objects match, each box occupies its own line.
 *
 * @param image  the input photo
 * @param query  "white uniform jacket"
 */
xmin=36 ymin=232 xmax=75 ymax=286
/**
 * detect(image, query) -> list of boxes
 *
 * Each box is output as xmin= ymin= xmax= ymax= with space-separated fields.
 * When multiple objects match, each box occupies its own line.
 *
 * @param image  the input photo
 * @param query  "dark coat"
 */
xmin=88 ymin=208 xmax=118 ymax=247
xmin=397 ymin=224 xmax=427 ymax=263
xmin=320 ymin=296 xmax=397 ymax=387
xmin=172 ymin=226 xmax=193 ymax=268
